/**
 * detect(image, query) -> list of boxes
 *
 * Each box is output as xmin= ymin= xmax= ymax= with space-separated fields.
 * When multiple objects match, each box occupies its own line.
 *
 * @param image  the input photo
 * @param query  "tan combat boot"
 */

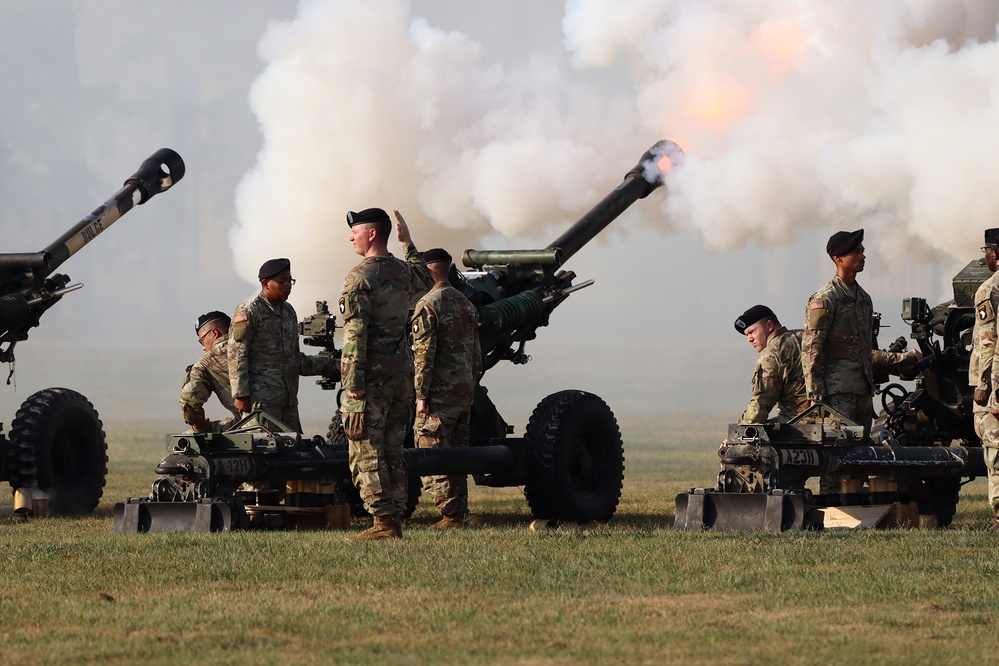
xmin=430 ymin=515 xmax=464 ymax=529
xmin=346 ymin=515 xmax=400 ymax=541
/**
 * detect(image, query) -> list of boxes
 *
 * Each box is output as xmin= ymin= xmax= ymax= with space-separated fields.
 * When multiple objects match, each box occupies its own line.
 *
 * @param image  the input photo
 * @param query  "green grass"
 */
xmin=1 ymin=411 xmax=997 ymax=665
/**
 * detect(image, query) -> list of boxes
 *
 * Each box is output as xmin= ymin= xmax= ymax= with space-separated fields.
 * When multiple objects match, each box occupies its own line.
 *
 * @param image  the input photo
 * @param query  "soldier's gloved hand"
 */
xmin=975 ymin=387 xmax=990 ymax=407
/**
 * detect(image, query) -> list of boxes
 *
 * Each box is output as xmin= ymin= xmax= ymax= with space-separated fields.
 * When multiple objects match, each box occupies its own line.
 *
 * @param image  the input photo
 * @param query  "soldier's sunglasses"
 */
xmin=982 ymin=246 xmax=998 ymax=254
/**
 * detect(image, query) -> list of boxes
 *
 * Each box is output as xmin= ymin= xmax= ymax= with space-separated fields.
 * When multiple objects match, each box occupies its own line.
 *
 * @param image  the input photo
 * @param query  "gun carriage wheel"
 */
xmin=7 ymin=388 xmax=107 ymax=515
xmin=326 ymin=410 xmax=422 ymax=519
xmin=524 ymin=390 xmax=624 ymax=522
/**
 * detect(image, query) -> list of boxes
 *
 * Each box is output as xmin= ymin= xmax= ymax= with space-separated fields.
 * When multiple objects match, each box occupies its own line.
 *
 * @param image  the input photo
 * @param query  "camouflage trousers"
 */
xmin=251 ymin=401 xmax=301 ymax=433
xmin=823 ymin=392 xmax=874 ymax=435
xmin=344 ymin=374 xmax=412 ymax=517
xmin=414 ymin=403 xmax=470 ymax=518
xmin=973 ymin=411 xmax=999 ymax=520
xmin=819 ymin=393 xmax=874 ymax=496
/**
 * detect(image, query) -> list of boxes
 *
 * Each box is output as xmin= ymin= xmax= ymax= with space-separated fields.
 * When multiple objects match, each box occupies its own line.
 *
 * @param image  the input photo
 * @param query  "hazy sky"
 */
xmin=1 ymin=0 xmax=994 ymax=432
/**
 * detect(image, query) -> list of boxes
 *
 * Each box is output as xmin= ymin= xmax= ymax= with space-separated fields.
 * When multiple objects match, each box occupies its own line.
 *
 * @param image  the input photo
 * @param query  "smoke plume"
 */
xmin=233 ymin=0 xmax=999 ymax=309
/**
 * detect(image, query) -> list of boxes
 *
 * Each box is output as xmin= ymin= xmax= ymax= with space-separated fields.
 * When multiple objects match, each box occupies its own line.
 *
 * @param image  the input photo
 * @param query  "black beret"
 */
xmin=347 ymin=208 xmax=391 ymax=228
xmin=826 ymin=229 xmax=864 ymax=257
xmin=985 ymin=228 xmax=999 ymax=246
xmin=422 ymin=248 xmax=452 ymax=264
xmin=258 ymin=257 xmax=291 ymax=280
xmin=196 ymin=311 xmax=231 ymax=333
xmin=734 ymin=304 xmax=776 ymax=334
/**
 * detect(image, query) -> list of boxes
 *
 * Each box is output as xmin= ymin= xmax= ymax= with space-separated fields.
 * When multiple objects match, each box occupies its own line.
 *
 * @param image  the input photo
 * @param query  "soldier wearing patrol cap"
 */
xmin=228 ymin=258 xmax=335 ymax=433
xmin=801 ymin=229 xmax=918 ymax=440
xmin=340 ymin=208 xmax=432 ymax=540
xmin=733 ymin=304 xmax=807 ymax=425
xmin=411 ymin=247 xmax=482 ymax=528
xmin=180 ymin=311 xmax=240 ymax=433
xmin=969 ymin=227 xmax=999 ymax=527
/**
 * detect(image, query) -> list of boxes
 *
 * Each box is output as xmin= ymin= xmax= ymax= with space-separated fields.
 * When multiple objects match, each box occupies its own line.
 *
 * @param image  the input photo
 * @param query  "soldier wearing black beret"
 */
xmin=341 ymin=209 xmax=433 ymax=540
xmin=732 ymin=305 xmax=806 ymax=425
xmin=801 ymin=228 xmax=919 ymax=493
xmin=180 ymin=310 xmax=240 ymax=433
xmin=228 ymin=258 xmax=336 ymax=432
xmin=410 ymin=247 xmax=481 ymax=528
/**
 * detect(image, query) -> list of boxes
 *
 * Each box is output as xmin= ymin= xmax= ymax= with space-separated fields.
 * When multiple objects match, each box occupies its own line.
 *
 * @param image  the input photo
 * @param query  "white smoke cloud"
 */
xmin=564 ymin=0 xmax=999 ymax=261
xmin=231 ymin=0 xmax=643 ymax=309
xmin=234 ymin=0 xmax=999 ymax=310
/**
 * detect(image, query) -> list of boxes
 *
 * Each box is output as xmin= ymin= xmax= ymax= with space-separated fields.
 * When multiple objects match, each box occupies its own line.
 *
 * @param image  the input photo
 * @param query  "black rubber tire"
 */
xmin=524 ymin=390 xmax=624 ymax=522
xmin=914 ymin=477 xmax=961 ymax=527
xmin=7 ymin=388 xmax=107 ymax=515
xmin=326 ymin=411 xmax=421 ymax=518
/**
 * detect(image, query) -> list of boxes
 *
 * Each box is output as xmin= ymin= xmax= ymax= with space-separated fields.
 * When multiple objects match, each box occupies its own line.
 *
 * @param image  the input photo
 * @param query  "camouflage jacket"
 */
xmin=802 ymin=274 xmax=913 ymax=400
xmin=969 ymin=270 xmax=999 ymax=413
xmin=339 ymin=242 xmax=431 ymax=392
xmin=412 ymin=284 xmax=482 ymax=406
xmin=740 ymin=326 xmax=808 ymax=424
xmin=179 ymin=336 xmax=240 ymax=431
xmin=228 ymin=292 xmax=332 ymax=406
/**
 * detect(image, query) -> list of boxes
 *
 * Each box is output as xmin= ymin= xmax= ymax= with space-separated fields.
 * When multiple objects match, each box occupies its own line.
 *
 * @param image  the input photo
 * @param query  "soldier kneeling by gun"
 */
xmin=732 ymin=304 xmax=808 ymax=428
xmin=180 ymin=311 xmax=241 ymax=434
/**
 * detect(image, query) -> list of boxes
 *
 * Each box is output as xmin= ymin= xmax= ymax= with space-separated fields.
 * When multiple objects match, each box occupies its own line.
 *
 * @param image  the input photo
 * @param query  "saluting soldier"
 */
xmin=340 ymin=208 xmax=431 ymax=541
xmin=180 ymin=311 xmax=240 ymax=433
xmin=733 ymin=304 xmax=807 ymax=424
xmin=411 ymin=248 xmax=482 ymax=528
xmin=228 ymin=258 xmax=334 ymax=433
xmin=969 ymin=227 xmax=999 ymax=528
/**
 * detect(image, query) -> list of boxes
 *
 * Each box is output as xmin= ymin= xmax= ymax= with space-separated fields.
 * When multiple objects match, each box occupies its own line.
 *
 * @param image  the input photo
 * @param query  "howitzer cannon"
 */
xmin=1 ymin=149 xmax=184 ymax=515
xmin=675 ymin=258 xmax=994 ymax=531
xmin=114 ymin=140 xmax=682 ymax=532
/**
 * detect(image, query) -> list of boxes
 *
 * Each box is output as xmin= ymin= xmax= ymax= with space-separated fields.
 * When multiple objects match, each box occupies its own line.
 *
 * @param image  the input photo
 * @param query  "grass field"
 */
xmin=1 ymin=410 xmax=997 ymax=665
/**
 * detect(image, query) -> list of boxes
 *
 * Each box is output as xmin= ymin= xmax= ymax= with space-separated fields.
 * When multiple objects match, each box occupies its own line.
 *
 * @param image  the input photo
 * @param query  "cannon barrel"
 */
xmin=545 ymin=139 xmax=681 ymax=267
xmin=0 ymin=149 xmax=185 ymax=348
xmin=38 ymin=148 xmax=185 ymax=278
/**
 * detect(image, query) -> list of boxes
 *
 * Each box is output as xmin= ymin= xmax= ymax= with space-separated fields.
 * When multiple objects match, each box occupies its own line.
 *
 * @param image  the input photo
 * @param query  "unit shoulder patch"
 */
xmin=977 ymin=301 xmax=995 ymax=323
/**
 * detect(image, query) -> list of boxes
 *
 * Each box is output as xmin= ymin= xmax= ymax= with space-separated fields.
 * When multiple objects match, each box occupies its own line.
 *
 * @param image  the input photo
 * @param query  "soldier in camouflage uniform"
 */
xmin=180 ymin=311 xmax=240 ymax=433
xmin=341 ymin=208 xmax=432 ymax=541
xmin=802 ymin=229 xmax=919 ymax=495
xmin=411 ymin=248 xmax=482 ymax=528
xmin=228 ymin=258 xmax=335 ymax=433
xmin=969 ymin=228 xmax=999 ymax=527
xmin=733 ymin=305 xmax=807 ymax=424
xmin=801 ymin=229 xmax=918 ymax=436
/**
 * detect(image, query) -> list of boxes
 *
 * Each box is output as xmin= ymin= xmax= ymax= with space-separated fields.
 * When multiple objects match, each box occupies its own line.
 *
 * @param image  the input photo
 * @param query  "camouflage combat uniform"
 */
xmin=739 ymin=326 xmax=807 ymax=424
xmin=340 ymin=243 xmax=431 ymax=517
xmin=412 ymin=284 xmax=482 ymax=518
xmin=802 ymin=274 xmax=914 ymax=434
xmin=228 ymin=292 xmax=333 ymax=433
xmin=180 ymin=336 xmax=240 ymax=433
xmin=969 ymin=270 xmax=999 ymax=521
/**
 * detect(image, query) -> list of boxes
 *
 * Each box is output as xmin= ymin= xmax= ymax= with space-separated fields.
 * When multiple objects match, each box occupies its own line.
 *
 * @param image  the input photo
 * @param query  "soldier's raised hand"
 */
xmin=394 ymin=210 xmax=412 ymax=245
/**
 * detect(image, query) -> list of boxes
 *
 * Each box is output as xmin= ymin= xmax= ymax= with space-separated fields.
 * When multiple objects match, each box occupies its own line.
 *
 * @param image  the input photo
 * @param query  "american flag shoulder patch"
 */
xmin=233 ymin=312 xmax=248 ymax=323
xmin=810 ymin=301 xmax=824 ymax=310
